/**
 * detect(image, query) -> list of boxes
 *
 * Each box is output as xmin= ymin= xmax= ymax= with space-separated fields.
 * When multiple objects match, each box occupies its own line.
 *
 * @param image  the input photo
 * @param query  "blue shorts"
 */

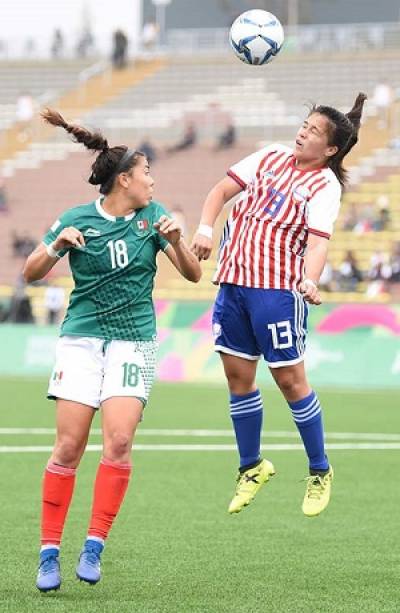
xmin=212 ymin=284 xmax=308 ymax=368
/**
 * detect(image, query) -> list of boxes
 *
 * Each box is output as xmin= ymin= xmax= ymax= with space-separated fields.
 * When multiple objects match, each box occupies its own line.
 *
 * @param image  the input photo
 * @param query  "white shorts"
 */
xmin=48 ymin=336 xmax=158 ymax=409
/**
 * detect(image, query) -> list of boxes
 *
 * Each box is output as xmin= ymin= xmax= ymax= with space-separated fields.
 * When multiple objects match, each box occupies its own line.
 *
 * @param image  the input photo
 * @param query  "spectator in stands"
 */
xmin=12 ymin=230 xmax=36 ymax=258
xmin=366 ymin=250 xmax=391 ymax=298
xmin=0 ymin=174 xmax=8 ymax=213
xmin=353 ymin=203 xmax=374 ymax=234
xmin=372 ymin=80 xmax=394 ymax=129
xmin=8 ymin=275 xmax=34 ymax=324
xmin=76 ymin=27 xmax=94 ymax=59
xmin=141 ymin=22 xmax=159 ymax=52
xmin=44 ymin=283 xmax=65 ymax=325
xmin=51 ymin=29 xmax=64 ymax=60
xmin=387 ymin=242 xmax=400 ymax=283
xmin=167 ymin=122 xmax=198 ymax=154
xmin=372 ymin=195 xmax=391 ymax=231
xmin=215 ymin=122 xmax=236 ymax=151
xmin=137 ymin=138 xmax=157 ymax=164
xmin=112 ymin=29 xmax=128 ymax=69
xmin=340 ymin=202 xmax=358 ymax=231
xmin=15 ymin=92 xmax=35 ymax=142
xmin=338 ymin=250 xmax=363 ymax=291
xmin=319 ymin=261 xmax=336 ymax=292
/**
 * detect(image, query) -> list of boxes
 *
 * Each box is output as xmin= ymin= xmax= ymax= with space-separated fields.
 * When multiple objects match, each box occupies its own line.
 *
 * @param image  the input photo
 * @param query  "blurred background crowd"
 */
xmin=0 ymin=0 xmax=400 ymax=324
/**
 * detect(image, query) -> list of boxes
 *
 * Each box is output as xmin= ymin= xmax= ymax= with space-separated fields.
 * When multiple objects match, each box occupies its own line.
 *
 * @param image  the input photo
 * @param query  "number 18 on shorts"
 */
xmin=48 ymin=336 xmax=158 ymax=408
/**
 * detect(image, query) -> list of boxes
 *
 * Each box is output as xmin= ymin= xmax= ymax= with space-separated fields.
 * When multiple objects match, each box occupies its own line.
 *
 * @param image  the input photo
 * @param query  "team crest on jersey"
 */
xmin=136 ymin=220 xmax=149 ymax=231
xmin=292 ymin=186 xmax=310 ymax=202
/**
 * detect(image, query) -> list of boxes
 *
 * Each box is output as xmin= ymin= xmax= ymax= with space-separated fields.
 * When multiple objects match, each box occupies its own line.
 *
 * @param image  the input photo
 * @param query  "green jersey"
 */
xmin=43 ymin=197 xmax=170 ymax=341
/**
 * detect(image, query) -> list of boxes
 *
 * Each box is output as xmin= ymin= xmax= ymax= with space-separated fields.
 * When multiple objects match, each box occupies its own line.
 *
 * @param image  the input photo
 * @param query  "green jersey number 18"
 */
xmin=107 ymin=239 xmax=129 ymax=269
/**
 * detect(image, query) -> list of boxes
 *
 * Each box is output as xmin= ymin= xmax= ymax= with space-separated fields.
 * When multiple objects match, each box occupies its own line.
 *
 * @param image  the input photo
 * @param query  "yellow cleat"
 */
xmin=302 ymin=466 xmax=334 ymax=517
xmin=228 ymin=459 xmax=275 ymax=514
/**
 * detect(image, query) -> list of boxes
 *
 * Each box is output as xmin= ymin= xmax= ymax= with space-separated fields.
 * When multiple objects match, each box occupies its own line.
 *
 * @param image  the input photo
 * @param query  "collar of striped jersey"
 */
xmin=95 ymin=197 xmax=136 ymax=222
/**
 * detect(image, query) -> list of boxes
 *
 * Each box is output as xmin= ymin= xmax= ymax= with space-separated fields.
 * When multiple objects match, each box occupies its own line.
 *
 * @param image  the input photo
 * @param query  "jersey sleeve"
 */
xmin=227 ymin=144 xmax=278 ymax=188
xmin=152 ymin=202 xmax=171 ymax=252
xmin=307 ymin=178 xmax=342 ymax=239
xmin=42 ymin=209 xmax=76 ymax=257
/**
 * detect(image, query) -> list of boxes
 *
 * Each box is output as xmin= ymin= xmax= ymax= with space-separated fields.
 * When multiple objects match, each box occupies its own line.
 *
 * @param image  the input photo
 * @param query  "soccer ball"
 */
xmin=229 ymin=10 xmax=284 ymax=66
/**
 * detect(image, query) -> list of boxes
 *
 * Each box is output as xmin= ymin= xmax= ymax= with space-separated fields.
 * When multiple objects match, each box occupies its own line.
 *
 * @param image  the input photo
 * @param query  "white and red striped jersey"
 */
xmin=214 ymin=143 xmax=342 ymax=290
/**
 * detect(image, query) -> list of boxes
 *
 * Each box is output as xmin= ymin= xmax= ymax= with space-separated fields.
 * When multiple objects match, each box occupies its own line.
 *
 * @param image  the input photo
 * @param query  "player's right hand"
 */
xmin=190 ymin=233 xmax=212 ymax=261
xmin=53 ymin=227 xmax=85 ymax=250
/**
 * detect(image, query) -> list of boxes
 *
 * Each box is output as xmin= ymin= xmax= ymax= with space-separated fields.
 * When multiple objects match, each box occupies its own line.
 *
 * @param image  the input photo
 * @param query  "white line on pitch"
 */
xmin=1 ymin=428 xmax=400 ymax=441
xmin=2 ymin=442 xmax=400 ymax=453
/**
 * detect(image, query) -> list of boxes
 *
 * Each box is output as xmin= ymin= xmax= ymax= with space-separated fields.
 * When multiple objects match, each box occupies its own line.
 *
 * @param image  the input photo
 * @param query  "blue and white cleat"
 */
xmin=36 ymin=548 xmax=61 ymax=592
xmin=76 ymin=539 xmax=104 ymax=585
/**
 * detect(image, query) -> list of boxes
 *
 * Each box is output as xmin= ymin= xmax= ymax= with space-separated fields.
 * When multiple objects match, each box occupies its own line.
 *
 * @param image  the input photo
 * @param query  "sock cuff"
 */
xmin=230 ymin=389 xmax=261 ymax=404
xmin=101 ymin=457 xmax=132 ymax=470
xmin=46 ymin=461 xmax=76 ymax=476
xmin=288 ymin=390 xmax=317 ymax=412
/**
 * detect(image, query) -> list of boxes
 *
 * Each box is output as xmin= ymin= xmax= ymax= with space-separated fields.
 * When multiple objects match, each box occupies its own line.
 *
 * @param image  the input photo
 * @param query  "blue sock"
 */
xmin=230 ymin=389 xmax=263 ymax=469
xmin=288 ymin=390 xmax=329 ymax=472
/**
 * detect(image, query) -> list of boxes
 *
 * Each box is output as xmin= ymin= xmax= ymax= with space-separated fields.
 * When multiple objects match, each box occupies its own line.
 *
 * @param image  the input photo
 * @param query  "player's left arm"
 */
xmin=303 ymin=178 xmax=341 ymax=305
xmin=301 ymin=233 xmax=329 ymax=305
xmin=155 ymin=215 xmax=201 ymax=283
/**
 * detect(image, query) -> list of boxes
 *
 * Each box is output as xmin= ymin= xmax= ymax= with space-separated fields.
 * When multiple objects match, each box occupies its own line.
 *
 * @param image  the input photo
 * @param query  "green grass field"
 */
xmin=0 ymin=379 xmax=399 ymax=613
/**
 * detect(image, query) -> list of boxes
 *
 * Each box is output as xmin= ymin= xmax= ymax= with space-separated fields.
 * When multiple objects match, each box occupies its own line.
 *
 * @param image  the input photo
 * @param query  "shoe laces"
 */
xmin=82 ymin=545 xmax=102 ymax=566
xmin=304 ymin=474 xmax=327 ymax=500
xmin=39 ymin=554 xmax=59 ymax=574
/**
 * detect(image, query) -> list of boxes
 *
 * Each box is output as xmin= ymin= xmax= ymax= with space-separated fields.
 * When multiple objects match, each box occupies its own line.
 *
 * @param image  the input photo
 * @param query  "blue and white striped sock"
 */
xmin=288 ymin=390 xmax=329 ymax=472
xmin=230 ymin=389 xmax=263 ymax=469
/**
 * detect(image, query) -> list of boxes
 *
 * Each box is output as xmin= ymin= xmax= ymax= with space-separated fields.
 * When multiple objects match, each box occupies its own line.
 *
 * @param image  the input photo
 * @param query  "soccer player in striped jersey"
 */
xmin=191 ymin=93 xmax=367 ymax=517
xmin=24 ymin=109 xmax=201 ymax=593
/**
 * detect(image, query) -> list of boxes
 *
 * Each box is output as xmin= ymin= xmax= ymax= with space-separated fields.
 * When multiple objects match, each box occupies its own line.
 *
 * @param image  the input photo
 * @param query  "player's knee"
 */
xmin=275 ymin=374 xmax=304 ymax=398
xmin=53 ymin=437 xmax=83 ymax=466
xmin=225 ymin=370 xmax=255 ymax=395
xmin=105 ymin=432 xmax=132 ymax=461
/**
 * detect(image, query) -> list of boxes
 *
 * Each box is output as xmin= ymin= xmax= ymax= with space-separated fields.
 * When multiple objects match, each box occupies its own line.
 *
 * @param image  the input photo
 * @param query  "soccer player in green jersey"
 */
xmin=23 ymin=109 xmax=201 ymax=593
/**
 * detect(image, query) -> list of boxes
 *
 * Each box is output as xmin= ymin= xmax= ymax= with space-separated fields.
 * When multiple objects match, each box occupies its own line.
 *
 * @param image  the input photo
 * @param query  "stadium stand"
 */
xmin=0 ymin=51 xmax=399 ymax=318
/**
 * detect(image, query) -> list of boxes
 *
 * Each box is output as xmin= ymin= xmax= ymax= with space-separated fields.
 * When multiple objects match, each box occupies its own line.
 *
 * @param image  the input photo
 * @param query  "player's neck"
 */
xmin=101 ymin=194 xmax=136 ymax=217
xmin=294 ymin=157 xmax=327 ymax=172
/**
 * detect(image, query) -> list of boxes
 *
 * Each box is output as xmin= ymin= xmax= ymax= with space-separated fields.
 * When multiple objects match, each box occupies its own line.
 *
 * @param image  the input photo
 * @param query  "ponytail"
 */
xmin=310 ymin=92 xmax=367 ymax=187
xmin=41 ymin=108 xmax=144 ymax=194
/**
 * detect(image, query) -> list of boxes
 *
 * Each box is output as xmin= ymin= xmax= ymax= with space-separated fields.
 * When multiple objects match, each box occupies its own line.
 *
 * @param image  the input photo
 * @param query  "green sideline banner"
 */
xmin=0 ymin=325 xmax=399 ymax=389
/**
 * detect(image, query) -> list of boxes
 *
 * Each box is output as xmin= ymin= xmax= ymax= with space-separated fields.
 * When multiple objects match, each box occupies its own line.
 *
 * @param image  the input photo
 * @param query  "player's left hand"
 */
xmin=300 ymin=278 xmax=322 ymax=305
xmin=154 ymin=215 xmax=183 ymax=246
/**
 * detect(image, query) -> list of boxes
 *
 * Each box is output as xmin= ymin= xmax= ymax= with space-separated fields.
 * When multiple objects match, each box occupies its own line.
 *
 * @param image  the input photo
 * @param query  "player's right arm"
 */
xmin=190 ymin=176 xmax=242 ymax=260
xmin=23 ymin=226 xmax=85 ymax=282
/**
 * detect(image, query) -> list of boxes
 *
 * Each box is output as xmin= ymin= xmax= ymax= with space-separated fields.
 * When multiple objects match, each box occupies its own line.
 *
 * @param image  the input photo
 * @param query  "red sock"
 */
xmin=41 ymin=462 xmax=76 ymax=545
xmin=88 ymin=457 xmax=132 ymax=540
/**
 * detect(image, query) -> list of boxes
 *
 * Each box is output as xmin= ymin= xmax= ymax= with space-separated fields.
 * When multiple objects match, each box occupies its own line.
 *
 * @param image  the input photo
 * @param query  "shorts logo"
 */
xmin=136 ymin=220 xmax=149 ymax=231
xmin=52 ymin=370 xmax=63 ymax=385
xmin=213 ymin=323 xmax=222 ymax=340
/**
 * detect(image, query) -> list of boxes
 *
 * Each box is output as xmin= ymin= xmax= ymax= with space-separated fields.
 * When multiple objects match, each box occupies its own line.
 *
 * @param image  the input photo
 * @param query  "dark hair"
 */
xmin=41 ymin=108 xmax=145 ymax=194
xmin=309 ymin=92 xmax=367 ymax=187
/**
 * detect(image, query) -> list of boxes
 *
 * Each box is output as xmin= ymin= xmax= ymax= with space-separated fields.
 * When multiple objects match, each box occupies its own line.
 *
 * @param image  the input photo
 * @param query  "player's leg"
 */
xmin=221 ymin=353 xmax=276 ymax=513
xmin=76 ymin=339 xmax=156 ymax=584
xmin=37 ymin=399 xmax=95 ymax=592
xmin=37 ymin=336 xmax=102 ymax=592
xmin=253 ymin=289 xmax=332 ymax=516
xmin=213 ymin=285 xmax=275 ymax=514
xmin=75 ymin=396 xmax=142 ymax=584
xmin=269 ymin=362 xmax=333 ymax=516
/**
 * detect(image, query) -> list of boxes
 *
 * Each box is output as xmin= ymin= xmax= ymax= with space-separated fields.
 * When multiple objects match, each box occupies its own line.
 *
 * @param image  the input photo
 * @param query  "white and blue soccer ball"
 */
xmin=229 ymin=9 xmax=284 ymax=66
